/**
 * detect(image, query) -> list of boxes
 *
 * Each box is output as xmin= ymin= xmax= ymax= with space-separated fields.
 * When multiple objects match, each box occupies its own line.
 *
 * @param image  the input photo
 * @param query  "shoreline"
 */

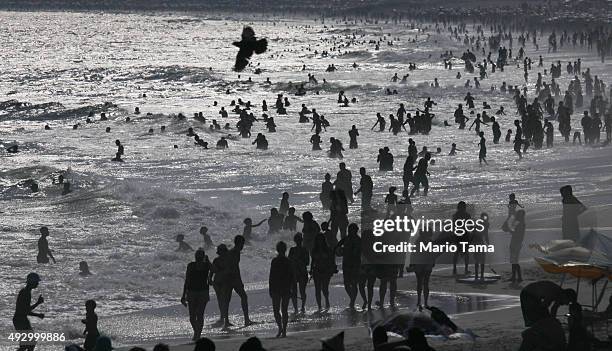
xmin=114 ymin=260 xmax=609 ymax=351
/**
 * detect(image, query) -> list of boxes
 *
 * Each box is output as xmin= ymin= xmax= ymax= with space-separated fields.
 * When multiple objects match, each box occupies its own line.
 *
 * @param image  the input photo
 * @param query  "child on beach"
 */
xmin=243 ymin=217 xmax=266 ymax=242
xmin=176 ymin=234 xmax=194 ymax=252
xmin=384 ymin=187 xmax=398 ymax=218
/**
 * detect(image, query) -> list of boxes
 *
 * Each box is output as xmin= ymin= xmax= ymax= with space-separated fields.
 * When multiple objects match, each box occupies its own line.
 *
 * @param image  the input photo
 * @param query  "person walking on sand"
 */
xmin=181 ymin=249 xmax=211 ymax=340
xmin=209 ymin=244 xmax=231 ymax=328
xmin=334 ymin=223 xmax=365 ymax=310
xmin=269 ymin=241 xmax=293 ymax=338
xmin=503 ymin=209 xmax=526 ymax=283
xmin=226 ymin=235 xmax=254 ymax=326
xmin=288 ymin=233 xmax=309 ymax=314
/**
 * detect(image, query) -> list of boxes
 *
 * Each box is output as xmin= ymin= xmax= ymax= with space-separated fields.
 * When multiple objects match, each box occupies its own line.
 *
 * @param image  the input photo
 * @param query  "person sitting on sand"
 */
xmin=176 ymin=234 xmax=194 ymax=252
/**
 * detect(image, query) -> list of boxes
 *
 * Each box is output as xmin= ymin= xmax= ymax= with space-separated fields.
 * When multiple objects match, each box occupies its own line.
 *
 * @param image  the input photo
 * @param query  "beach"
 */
xmin=1 ymin=4 xmax=612 ymax=351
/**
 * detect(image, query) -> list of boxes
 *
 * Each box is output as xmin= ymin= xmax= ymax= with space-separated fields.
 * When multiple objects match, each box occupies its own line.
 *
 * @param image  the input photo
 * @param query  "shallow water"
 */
xmin=1 ymin=9 xmax=611 ymax=350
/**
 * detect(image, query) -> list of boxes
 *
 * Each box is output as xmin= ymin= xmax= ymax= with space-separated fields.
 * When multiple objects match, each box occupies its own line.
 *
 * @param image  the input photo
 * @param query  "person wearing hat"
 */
xmin=14 ymin=272 xmax=44 ymax=351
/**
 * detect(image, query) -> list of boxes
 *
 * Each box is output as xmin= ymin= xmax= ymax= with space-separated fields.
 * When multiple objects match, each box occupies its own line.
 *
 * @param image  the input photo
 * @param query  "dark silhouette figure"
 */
xmin=560 ymin=185 xmax=587 ymax=242
xmin=233 ymin=26 xmax=268 ymax=72
xmin=354 ymin=167 xmax=373 ymax=211
xmin=269 ymin=241 xmax=293 ymax=338
xmin=13 ymin=273 xmax=44 ymax=351
xmin=181 ymin=249 xmax=211 ymax=341
xmin=408 ymin=230 xmax=435 ymax=308
xmin=226 ymin=235 xmax=253 ymax=326
xmin=520 ymin=281 xmax=576 ymax=327
xmin=310 ymin=233 xmax=336 ymax=311
xmin=37 ymin=227 xmax=56 ymax=264
xmin=288 ymin=233 xmax=309 ymax=314
xmin=82 ymin=300 xmax=99 ymax=351
xmin=209 ymin=244 xmax=231 ymax=328
xmin=334 ymin=223 xmax=366 ymax=309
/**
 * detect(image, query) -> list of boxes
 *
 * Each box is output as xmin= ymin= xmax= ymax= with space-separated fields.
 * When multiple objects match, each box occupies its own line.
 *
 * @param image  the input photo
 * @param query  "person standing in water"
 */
xmin=478 ymin=131 xmax=488 ymax=165
xmin=37 ymin=227 xmax=56 ymax=264
xmin=334 ymin=163 xmax=354 ymax=203
xmin=82 ymin=300 xmax=99 ymax=351
xmin=320 ymin=173 xmax=333 ymax=210
xmin=269 ymin=241 xmax=293 ymax=338
xmin=279 ymin=192 xmax=290 ymax=216
xmin=288 ymin=233 xmax=309 ymax=314
xmin=226 ymin=235 xmax=253 ymax=326
xmin=181 ymin=249 xmax=211 ymax=340
xmin=354 ymin=167 xmax=373 ymax=211
xmin=410 ymin=153 xmax=431 ymax=197
xmin=348 ymin=125 xmax=359 ymax=149
xmin=14 ymin=273 xmax=45 ymax=351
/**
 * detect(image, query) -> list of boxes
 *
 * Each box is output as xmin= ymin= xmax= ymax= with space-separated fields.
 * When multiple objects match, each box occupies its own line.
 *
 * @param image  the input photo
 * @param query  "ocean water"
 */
xmin=1 ymin=10 xmax=611 ymax=349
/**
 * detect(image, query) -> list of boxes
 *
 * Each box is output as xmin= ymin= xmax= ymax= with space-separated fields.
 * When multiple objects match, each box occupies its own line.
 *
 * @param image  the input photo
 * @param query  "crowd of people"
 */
xmin=7 ymin=2 xmax=612 ymax=351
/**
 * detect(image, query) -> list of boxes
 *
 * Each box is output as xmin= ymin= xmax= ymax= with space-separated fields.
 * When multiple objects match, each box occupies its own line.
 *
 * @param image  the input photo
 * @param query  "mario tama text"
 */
xmin=363 ymin=215 xmax=494 ymax=264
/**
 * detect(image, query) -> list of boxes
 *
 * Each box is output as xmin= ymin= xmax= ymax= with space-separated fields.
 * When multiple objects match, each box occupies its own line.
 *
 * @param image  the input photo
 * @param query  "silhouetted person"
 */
xmin=209 ymin=244 xmax=231 ymax=328
xmin=176 ymin=234 xmax=194 ymax=252
xmin=79 ymin=261 xmax=92 ymax=276
xmin=311 ymin=233 xmax=336 ymax=311
xmin=334 ymin=223 xmax=365 ymax=309
xmin=199 ymin=226 xmax=213 ymax=249
xmin=227 ymin=235 xmax=253 ymax=326
xmin=408 ymin=230 xmax=435 ymax=309
xmin=82 ymin=300 xmax=99 ymax=351
xmin=329 ymin=189 xmax=349 ymax=239
xmin=37 ymin=227 xmax=56 ymax=264
xmin=504 ymin=209 xmax=526 ymax=282
xmin=14 ymin=273 xmax=44 ymax=351
xmin=452 ymin=202 xmax=471 ymax=275
xmin=112 ymin=140 xmax=124 ymax=162
xmin=288 ymin=233 xmax=309 ymax=314
xmin=269 ymin=241 xmax=293 ymax=338
xmin=320 ymin=173 xmax=333 ymax=209
xmin=560 ymin=185 xmax=587 ymax=242
xmin=242 ymin=217 xmax=266 ymax=242
xmin=334 ymin=162 xmax=354 ymax=203
xmin=181 ymin=249 xmax=211 ymax=341
xmin=354 ymin=167 xmax=373 ymax=211
xmin=348 ymin=125 xmax=359 ymax=149
xmin=410 ymin=153 xmax=431 ymax=197
xmin=520 ymin=281 xmax=576 ymax=327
